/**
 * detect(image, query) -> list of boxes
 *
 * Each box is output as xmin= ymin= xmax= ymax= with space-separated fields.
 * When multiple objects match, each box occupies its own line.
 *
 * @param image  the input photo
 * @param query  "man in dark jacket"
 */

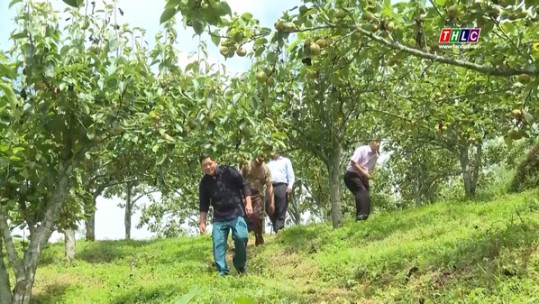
xmin=198 ymin=153 xmax=253 ymax=276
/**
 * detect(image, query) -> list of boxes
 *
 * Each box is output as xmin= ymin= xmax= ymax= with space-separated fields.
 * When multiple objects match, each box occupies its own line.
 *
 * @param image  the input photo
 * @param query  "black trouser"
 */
xmin=267 ymin=183 xmax=288 ymax=232
xmin=343 ymin=171 xmax=370 ymax=220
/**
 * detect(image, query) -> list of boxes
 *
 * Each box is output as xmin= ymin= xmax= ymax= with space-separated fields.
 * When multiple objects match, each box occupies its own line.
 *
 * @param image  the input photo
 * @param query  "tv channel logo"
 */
xmin=439 ymin=28 xmax=481 ymax=44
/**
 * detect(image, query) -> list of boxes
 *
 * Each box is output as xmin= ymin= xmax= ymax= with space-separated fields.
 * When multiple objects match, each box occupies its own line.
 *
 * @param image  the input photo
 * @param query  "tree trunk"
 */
xmin=125 ymin=183 xmax=132 ymax=240
xmin=64 ymin=229 xmax=75 ymax=263
xmin=84 ymin=193 xmax=98 ymax=241
xmin=287 ymin=187 xmax=302 ymax=225
xmin=9 ymin=162 xmax=73 ymax=304
xmin=0 ymin=207 xmax=25 ymax=304
xmin=470 ymin=142 xmax=483 ymax=196
xmin=415 ymin=168 xmax=422 ymax=207
xmin=459 ymin=146 xmax=472 ymax=198
xmin=459 ymin=143 xmax=482 ymax=198
xmin=328 ymin=145 xmax=343 ymax=228
xmin=0 ymin=240 xmax=13 ymax=304
xmin=314 ymin=183 xmax=329 ymax=222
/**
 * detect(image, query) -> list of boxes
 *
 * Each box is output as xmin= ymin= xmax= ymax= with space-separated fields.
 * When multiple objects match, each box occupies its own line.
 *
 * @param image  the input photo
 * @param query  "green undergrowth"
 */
xmin=26 ymin=190 xmax=539 ymax=303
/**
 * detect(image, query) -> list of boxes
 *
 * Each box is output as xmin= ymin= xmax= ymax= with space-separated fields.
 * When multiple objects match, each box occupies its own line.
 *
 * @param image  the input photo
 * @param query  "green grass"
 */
xmin=26 ymin=190 xmax=539 ymax=303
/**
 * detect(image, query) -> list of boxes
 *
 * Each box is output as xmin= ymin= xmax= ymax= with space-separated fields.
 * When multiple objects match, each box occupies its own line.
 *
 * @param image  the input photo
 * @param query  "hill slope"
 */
xmin=32 ymin=191 xmax=539 ymax=303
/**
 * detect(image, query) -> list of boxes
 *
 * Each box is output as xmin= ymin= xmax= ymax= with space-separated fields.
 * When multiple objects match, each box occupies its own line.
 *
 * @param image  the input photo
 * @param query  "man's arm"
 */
xmin=286 ymin=158 xmax=295 ymax=193
xmin=199 ymin=212 xmax=207 ymax=234
xmin=232 ymin=167 xmax=253 ymax=215
xmin=199 ymin=181 xmax=210 ymax=234
xmin=265 ymin=165 xmax=275 ymax=215
xmin=239 ymin=162 xmax=246 ymax=177
xmin=352 ymin=161 xmax=371 ymax=179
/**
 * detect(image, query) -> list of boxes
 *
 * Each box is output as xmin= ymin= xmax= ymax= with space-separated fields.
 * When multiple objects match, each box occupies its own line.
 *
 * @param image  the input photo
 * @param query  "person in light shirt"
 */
xmin=343 ymin=139 xmax=381 ymax=221
xmin=266 ymin=148 xmax=295 ymax=233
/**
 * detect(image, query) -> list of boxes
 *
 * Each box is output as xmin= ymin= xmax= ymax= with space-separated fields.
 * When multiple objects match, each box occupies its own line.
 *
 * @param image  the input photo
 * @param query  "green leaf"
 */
xmin=87 ymin=124 xmax=96 ymax=140
xmin=500 ymin=22 xmax=515 ymax=34
xmin=241 ymin=12 xmax=253 ymax=21
xmin=232 ymin=93 xmax=241 ymax=104
xmin=0 ymin=82 xmax=18 ymax=110
xmin=254 ymin=38 xmax=268 ymax=47
xmin=10 ymin=32 xmax=26 ymax=39
xmin=0 ymin=63 xmax=16 ymax=79
xmin=193 ymin=20 xmax=205 ymax=35
xmin=63 ymin=0 xmax=84 ymax=8
xmin=160 ymin=8 xmax=177 ymax=24
xmin=207 ymin=10 xmax=221 ymax=26
xmin=9 ymin=155 xmax=21 ymax=162
xmin=267 ymin=51 xmax=278 ymax=64
xmin=525 ymin=0 xmax=538 ymax=8
xmin=8 ymin=0 xmax=22 ymax=9
xmin=504 ymin=135 xmax=512 ymax=149
xmin=434 ymin=0 xmax=446 ymax=5
xmin=12 ymin=147 xmax=25 ymax=154
xmin=255 ymin=46 xmax=266 ymax=57
xmin=211 ymin=31 xmax=221 ymax=47
xmin=482 ymin=21 xmax=495 ymax=36
xmin=156 ymin=154 xmax=167 ymax=166
xmin=185 ymin=62 xmax=195 ymax=72
xmin=44 ymin=62 xmax=55 ymax=78
xmin=164 ymin=0 xmax=181 ymax=10
xmin=523 ymin=111 xmax=534 ymax=124
xmin=218 ymin=2 xmax=232 ymax=17
xmin=258 ymin=27 xmax=272 ymax=36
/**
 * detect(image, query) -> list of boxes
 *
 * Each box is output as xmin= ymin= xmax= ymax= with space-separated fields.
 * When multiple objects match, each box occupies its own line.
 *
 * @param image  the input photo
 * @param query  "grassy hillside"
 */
xmin=30 ymin=191 xmax=539 ymax=303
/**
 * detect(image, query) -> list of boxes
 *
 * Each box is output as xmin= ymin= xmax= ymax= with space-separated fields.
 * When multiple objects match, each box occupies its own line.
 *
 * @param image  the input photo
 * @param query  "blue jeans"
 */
xmin=212 ymin=216 xmax=249 ymax=275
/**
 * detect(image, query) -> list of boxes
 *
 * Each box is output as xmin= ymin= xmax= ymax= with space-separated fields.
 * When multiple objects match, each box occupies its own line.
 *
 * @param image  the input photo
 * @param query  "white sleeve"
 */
xmin=286 ymin=158 xmax=295 ymax=189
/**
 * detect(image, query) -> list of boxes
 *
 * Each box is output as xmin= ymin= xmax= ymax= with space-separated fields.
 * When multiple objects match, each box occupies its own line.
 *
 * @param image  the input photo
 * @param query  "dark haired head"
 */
xmin=199 ymin=153 xmax=211 ymax=164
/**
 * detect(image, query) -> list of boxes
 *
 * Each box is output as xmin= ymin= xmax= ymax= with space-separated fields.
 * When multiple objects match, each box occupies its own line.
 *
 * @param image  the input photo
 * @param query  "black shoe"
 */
xmin=356 ymin=215 xmax=369 ymax=221
xmin=236 ymin=267 xmax=247 ymax=275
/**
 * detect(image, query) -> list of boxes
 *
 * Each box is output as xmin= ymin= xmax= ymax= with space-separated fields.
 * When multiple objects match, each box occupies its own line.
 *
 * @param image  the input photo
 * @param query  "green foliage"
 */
xmin=25 ymin=191 xmax=539 ymax=303
xmin=509 ymin=143 xmax=539 ymax=193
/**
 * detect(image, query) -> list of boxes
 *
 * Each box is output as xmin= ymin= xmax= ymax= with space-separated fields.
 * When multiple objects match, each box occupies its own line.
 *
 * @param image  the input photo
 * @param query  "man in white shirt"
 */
xmin=266 ymin=148 xmax=295 ymax=233
xmin=344 ymin=139 xmax=381 ymax=221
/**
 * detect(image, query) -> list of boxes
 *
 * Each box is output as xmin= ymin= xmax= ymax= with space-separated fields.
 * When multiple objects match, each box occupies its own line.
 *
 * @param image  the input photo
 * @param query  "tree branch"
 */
xmin=0 ymin=206 xmax=24 ymax=280
xmin=132 ymin=190 xmax=159 ymax=204
xmin=489 ymin=15 xmax=527 ymax=62
xmin=285 ymin=23 xmax=536 ymax=75
xmin=428 ymin=0 xmax=448 ymax=25
xmin=348 ymin=26 xmax=537 ymax=76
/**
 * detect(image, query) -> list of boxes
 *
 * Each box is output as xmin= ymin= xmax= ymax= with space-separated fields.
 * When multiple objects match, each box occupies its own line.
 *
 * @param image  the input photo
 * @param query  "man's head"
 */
xmin=269 ymin=146 xmax=280 ymax=159
xmin=255 ymin=153 xmax=266 ymax=165
xmin=369 ymin=139 xmax=382 ymax=154
xmin=269 ymin=143 xmax=286 ymax=160
xmin=199 ymin=153 xmax=217 ymax=176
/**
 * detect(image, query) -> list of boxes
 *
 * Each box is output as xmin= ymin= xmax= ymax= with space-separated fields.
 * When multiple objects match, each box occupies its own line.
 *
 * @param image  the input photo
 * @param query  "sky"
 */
xmin=0 ymin=0 xmax=303 ymax=242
